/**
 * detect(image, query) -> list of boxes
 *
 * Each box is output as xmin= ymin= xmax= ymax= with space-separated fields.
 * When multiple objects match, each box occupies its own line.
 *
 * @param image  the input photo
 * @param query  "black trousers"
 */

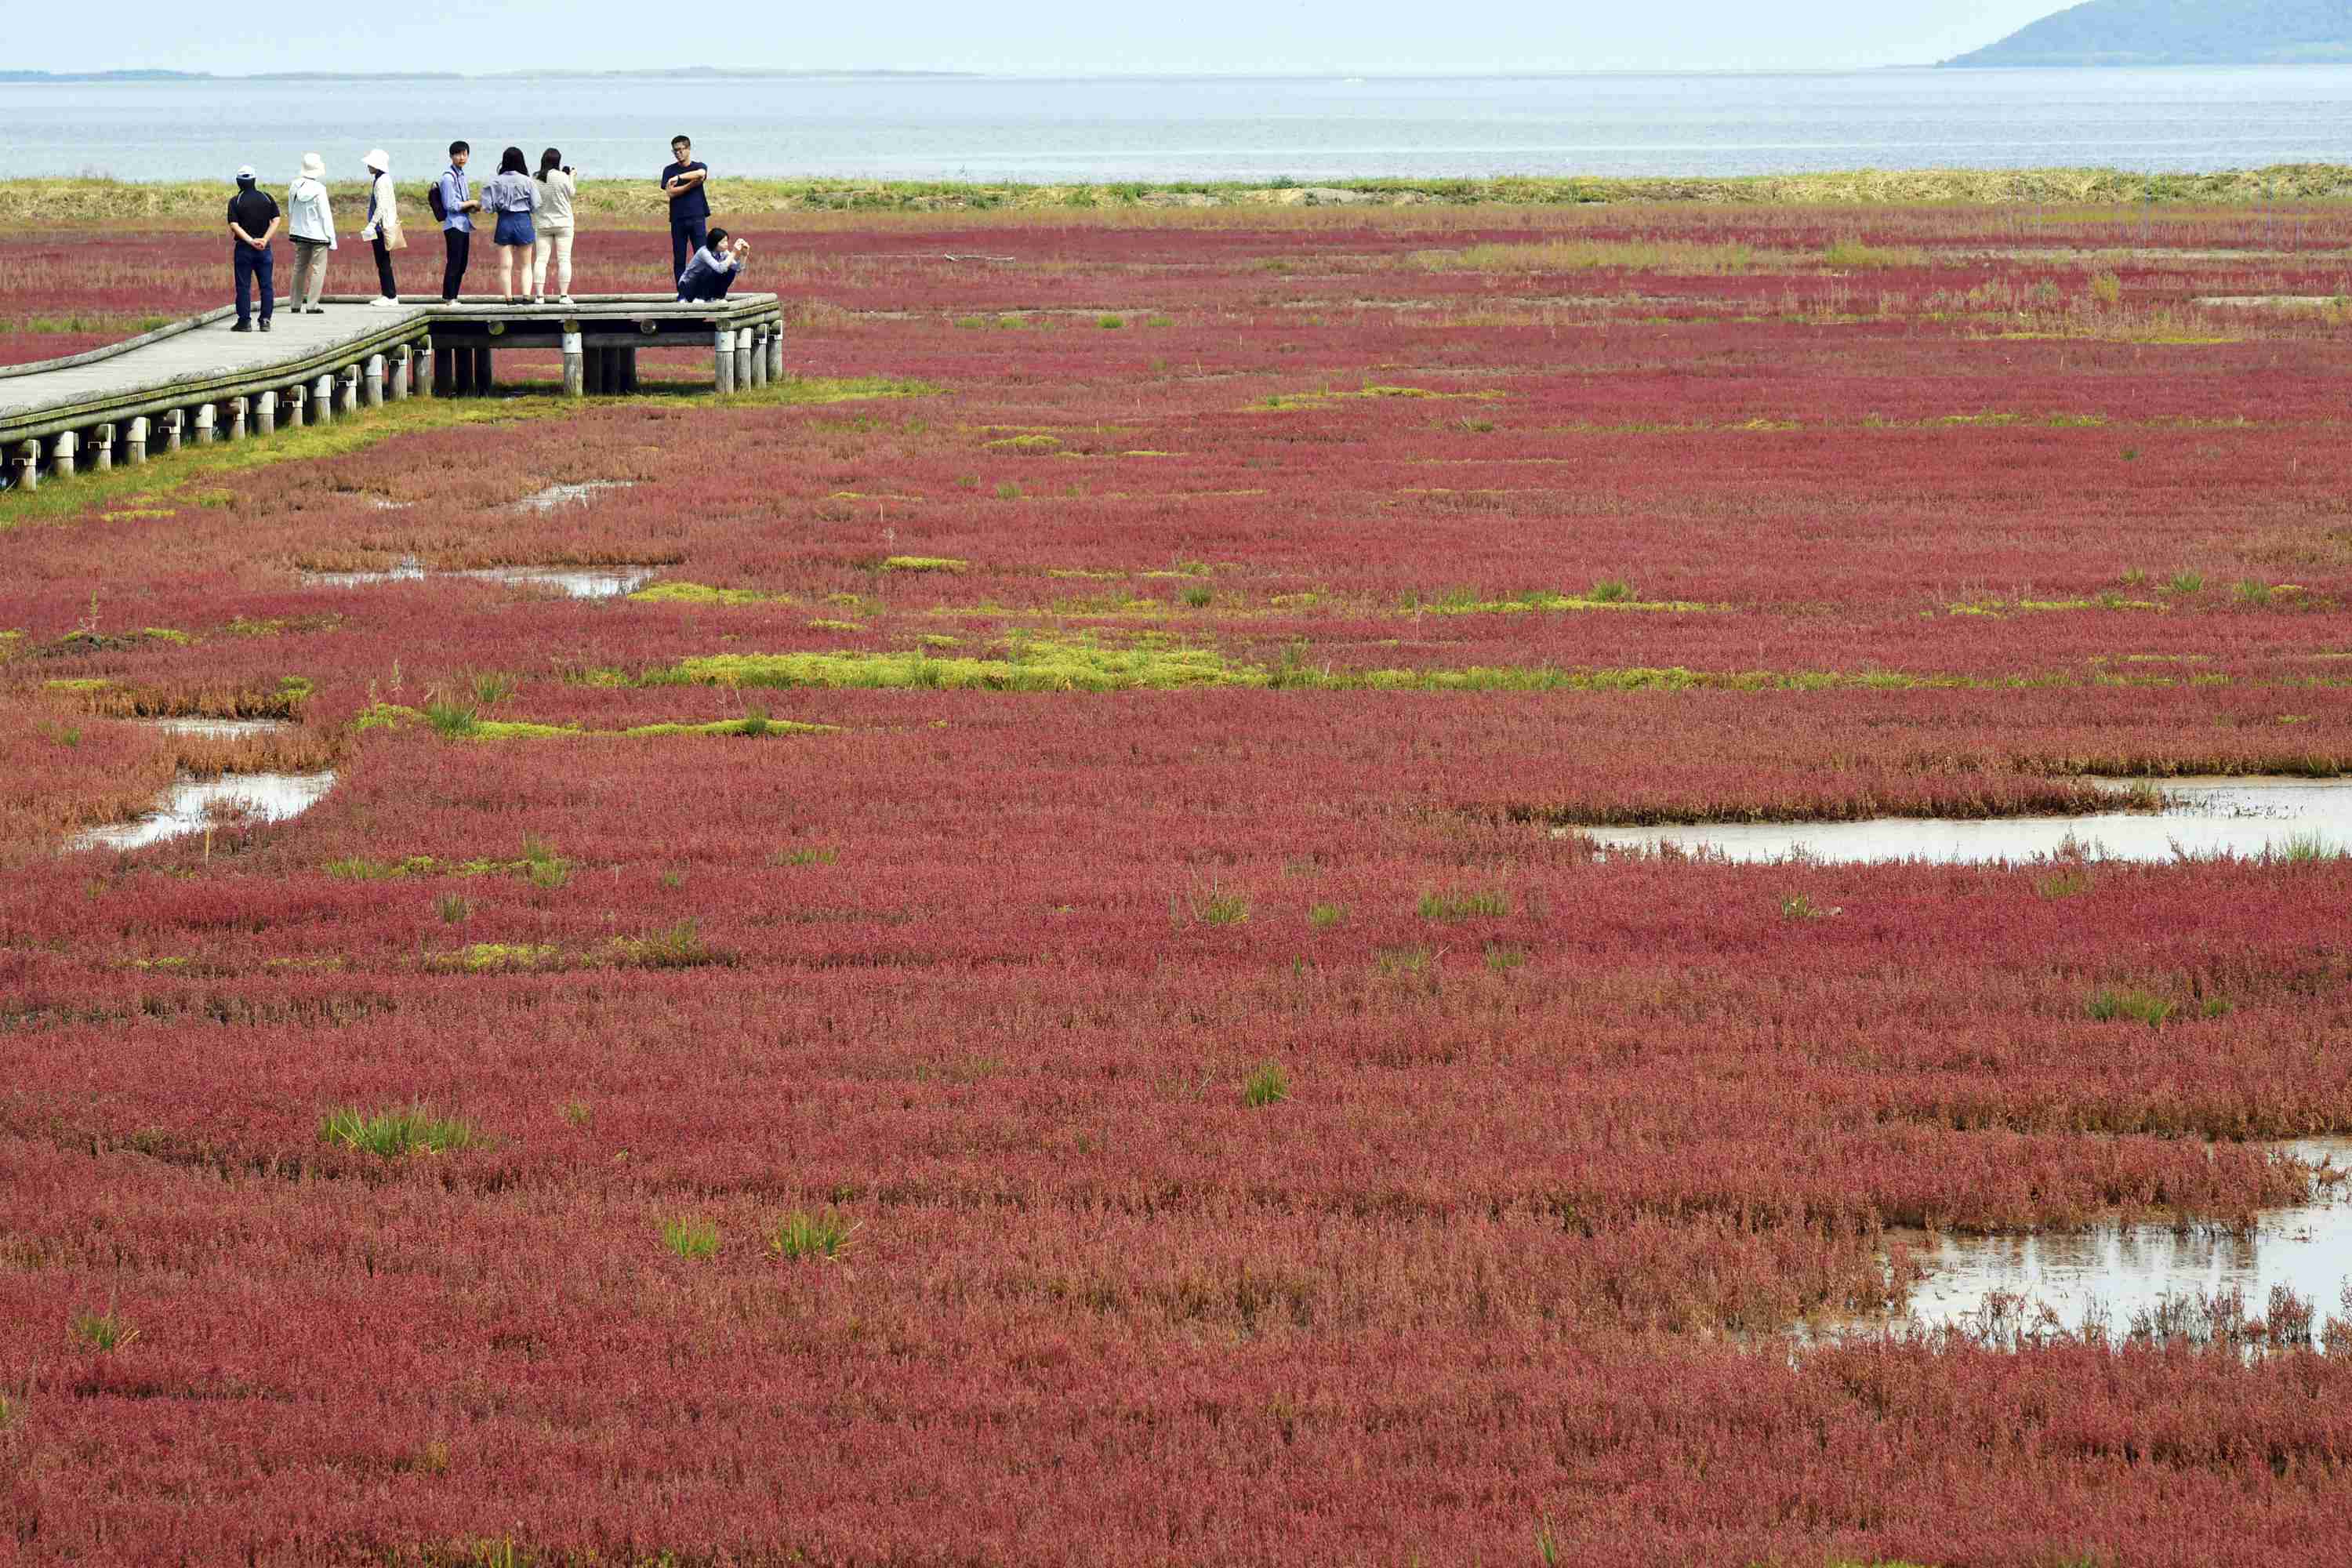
xmin=670 ymin=219 xmax=706 ymax=285
xmin=232 ymin=244 xmax=274 ymax=324
xmin=441 ymin=228 xmax=470 ymax=302
xmin=372 ymin=233 xmax=398 ymax=299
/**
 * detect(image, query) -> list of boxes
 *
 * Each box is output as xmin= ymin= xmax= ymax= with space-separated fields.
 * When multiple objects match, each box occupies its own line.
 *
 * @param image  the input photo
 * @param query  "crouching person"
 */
xmin=676 ymin=228 xmax=749 ymax=303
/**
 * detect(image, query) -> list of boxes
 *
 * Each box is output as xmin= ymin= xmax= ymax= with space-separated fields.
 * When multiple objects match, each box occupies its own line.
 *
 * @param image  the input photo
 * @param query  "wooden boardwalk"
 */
xmin=2 ymin=292 xmax=783 ymax=492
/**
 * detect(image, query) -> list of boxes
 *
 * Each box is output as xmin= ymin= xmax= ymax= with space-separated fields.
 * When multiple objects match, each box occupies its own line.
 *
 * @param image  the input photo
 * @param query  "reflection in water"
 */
xmin=1888 ymin=1140 xmax=2352 ymax=1338
xmin=140 ymin=717 xmax=291 ymax=739
xmin=510 ymin=481 xmax=633 ymax=513
xmin=1581 ymin=778 xmax=2352 ymax=866
xmin=69 ymin=771 xmax=336 ymax=852
xmin=303 ymin=561 xmax=656 ymax=598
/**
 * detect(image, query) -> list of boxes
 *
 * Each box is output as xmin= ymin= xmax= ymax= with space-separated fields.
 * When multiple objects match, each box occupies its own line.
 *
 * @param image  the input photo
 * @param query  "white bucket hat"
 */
xmin=364 ymin=148 xmax=390 ymax=172
xmin=299 ymin=152 xmax=325 ymax=180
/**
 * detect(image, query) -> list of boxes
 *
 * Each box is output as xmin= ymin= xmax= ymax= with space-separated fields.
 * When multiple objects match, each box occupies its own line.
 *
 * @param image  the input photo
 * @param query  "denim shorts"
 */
xmin=493 ymin=210 xmax=535 ymax=248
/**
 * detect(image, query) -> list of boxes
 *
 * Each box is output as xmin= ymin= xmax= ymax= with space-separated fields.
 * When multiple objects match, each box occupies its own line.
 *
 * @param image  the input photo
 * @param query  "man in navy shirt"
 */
xmin=225 ymin=165 xmax=281 ymax=332
xmin=660 ymin=135 xmax=710 ymax=285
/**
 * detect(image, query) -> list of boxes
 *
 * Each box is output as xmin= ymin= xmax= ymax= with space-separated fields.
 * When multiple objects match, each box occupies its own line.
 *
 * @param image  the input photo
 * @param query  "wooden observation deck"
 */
xmin=0 ymin=292 xmax=783 ymax=492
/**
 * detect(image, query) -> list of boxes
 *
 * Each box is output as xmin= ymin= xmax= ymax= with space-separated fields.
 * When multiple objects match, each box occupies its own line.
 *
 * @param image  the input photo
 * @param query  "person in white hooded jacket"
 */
xmin=286 ymin=153 xmax=337 ymax=314
xmin=358 ymin=149 xmax=404 ymax=307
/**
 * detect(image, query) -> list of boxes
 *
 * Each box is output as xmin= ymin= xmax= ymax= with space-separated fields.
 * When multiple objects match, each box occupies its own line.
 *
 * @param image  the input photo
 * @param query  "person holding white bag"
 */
xmin=358 ymin=149 xmax=405 ymax=307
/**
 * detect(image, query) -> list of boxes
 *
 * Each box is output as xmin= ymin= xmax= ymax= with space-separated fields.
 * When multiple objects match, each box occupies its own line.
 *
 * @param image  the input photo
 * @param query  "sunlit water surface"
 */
xmin=1580 ymin=778 xmax=2352 ymax=866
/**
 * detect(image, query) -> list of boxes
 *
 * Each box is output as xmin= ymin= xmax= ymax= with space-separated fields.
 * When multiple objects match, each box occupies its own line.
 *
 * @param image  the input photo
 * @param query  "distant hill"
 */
xmin=1944 ymin=0 xmax=2352 ymax=65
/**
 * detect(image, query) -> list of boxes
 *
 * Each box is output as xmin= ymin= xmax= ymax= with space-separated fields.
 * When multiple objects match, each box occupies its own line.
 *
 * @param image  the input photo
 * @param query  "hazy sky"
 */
xmin=20 ymin=1 xmax=2070 ymax=75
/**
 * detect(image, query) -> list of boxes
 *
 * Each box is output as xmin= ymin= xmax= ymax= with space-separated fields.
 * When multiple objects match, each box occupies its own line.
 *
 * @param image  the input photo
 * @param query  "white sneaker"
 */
xmin=532 ymin=296 xmax=545 ymax=306
xmin=557 ymin=296 xmax=575 ymax=306
xmin=369 ymin=296 xmax=399 ymax=309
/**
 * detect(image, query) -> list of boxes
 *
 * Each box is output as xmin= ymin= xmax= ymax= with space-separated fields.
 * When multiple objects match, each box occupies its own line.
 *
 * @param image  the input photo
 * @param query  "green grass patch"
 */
xmin=69 ymin=1308 xmax=140 ymax=1352
xmin=773 ymin=1209 xmax=858 ymax=1261
xmin=652 ymin=637 xmax=1247 ymax=692
xmin=1173 ymin=880 xmax=1252 ymax=927
xmin=880 ymin=555 xmax=969 ymax=573
xmin=2085 ymin=988 xmax=2175 ymax=1028
xmin=1243 ymin=1062 xmax=1291 ymax=1107
xmin=608 ymin=918 xmax=725 ymax=968
xmin=425 ymin=942 xmax=563 ymax=973
xmin=662 ymin=1218 xmax=721 ymax=1261
xmin=319 ymin=1105 xmax=485 ymax=1156
xmin=628 ymin=581 xmax=782 ymax=605
xmin=1418 ymin=886 xmax=1511 ymax=920
xmin=764 ymin=375 xmax=944 ymax=406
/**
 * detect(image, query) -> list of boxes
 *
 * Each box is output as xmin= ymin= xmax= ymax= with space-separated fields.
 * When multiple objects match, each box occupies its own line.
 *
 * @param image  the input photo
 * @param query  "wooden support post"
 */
xmin=14 ymin=441 xmax=38 ymax=492
xmin=747 ymin=327 xmax=768 ymax=387
xmin=767 ymin=323 xmax=783 ymax=382
xmin=311 ymin=376 xmax=336 ymax=425
xmin=338 ymin=365 xmax=361 ymax=415
xmin=89 ymin=424 xmax=114 ymax=472
xmin=162 ymin=408 xmax=183 ymax=452
xmin=416 ymin=336 xmax=435 ymax=399
xmin=125 ymin=417 xmax=148 ymax=465
xmin=51 ymin=429 xmax=76 ymax=477
xmin=228 ymin=397 xmax=249 ymax=441
xmin=713 ymin=328 xmax=736 ymax=395
xmin=255 ymin=391 xmax=275 ymax=437
xmin=192 ymin=405 xmax=216 ymax=447
xmin=734 ymin=328 xmax=754 ymax=392
xmin=390 ymin=346 xmax=411 ymax=401
xmin=364 ymin=355 xmax=385 ymax=408
xmin=472 ymin=346 xmax=493 ymax=395
xmin=562 ymin=329 xmax=584 ymax=397
xmin=622 ymin=347 xmax=639 ymax=393
xmin=285 ymin=383 xmax=306 ymax=429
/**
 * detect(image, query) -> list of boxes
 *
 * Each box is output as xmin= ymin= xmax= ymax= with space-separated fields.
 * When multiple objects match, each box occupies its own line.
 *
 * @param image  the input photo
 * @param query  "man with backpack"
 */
xmin=226 ymin=165 xmax=281 ymax=332
xmin=434 ymin=141 xmax=483 ymax=303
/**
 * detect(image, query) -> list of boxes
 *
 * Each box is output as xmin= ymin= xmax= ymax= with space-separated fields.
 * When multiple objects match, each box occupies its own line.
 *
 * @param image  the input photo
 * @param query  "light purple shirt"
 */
xmin=437 ymin=166 xmax=472 ymax=233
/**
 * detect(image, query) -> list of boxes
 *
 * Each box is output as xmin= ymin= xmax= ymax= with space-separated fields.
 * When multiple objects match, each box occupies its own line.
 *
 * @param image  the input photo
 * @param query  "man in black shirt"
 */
xmin=660 ymin=134 xmax=711 ymax=286
xmin=225 ymin=165 xmax=281 ymax=332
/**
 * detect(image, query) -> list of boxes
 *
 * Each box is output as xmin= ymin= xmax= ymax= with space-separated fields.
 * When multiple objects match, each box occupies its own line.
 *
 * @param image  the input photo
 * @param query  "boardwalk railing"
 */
xmin=1 ymin=292 xmax=783 ymax=493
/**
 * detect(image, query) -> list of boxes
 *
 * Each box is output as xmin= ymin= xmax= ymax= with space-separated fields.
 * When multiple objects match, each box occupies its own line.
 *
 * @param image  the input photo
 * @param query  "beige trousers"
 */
xmin=532 ymin=227 xmax=575 ymax=296
xmin=290 ymin=240 xmax=330 ymax=309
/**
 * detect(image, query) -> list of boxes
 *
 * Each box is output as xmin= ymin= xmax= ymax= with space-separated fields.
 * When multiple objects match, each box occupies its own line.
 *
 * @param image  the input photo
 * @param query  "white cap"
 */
xmin=299 ymin=152 xmax=325 ymax=180
xmin=364 ymin=148 xmax=390 ymax=172
xmin=234 ymin=165 xmax=256 ymax=180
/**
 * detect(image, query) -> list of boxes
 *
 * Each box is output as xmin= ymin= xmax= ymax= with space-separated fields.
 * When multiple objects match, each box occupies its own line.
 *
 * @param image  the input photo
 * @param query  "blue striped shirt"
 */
xmin=438 ymin=165 xmax=472 ymax=233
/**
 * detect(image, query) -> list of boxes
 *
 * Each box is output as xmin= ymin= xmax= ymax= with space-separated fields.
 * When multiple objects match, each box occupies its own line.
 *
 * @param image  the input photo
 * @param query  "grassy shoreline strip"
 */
xmin=15 ymin=164 xmax=2352 ymax=224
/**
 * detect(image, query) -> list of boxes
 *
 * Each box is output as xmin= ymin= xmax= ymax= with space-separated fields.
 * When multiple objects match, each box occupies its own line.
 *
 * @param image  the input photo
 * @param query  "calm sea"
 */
xmin=6 ymin=67 xmax=2352 ymax=185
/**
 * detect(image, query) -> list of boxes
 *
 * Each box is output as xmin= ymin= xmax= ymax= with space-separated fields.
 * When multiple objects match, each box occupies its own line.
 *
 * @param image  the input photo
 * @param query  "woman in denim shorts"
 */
xmin=480 ymin=147 xmax=542 ymax=303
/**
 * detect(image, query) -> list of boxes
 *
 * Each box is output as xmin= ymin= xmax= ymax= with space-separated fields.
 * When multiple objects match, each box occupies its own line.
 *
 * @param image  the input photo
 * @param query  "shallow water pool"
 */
xmin=303 ymin=561 xmax=656 ymax=598
xmin=1878 ymin=1140 xmax=2352 ymax=1338
xmin=70 ymin=771 xmax=336 ymax=852
xmin=1579 ymin=778 xmax=2351 ymax=866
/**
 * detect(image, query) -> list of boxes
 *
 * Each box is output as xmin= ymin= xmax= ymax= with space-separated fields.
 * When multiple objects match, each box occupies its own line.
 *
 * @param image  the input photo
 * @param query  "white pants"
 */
xmin=291 ymin=240 xmax=330 ymax=308
xmin=532 ymin=227 xmax=575 ymax=296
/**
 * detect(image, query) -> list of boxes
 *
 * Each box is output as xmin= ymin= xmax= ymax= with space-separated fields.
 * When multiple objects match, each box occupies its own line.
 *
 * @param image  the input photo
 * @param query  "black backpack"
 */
xmin=426 ymin=180 xmax=447 ymax=223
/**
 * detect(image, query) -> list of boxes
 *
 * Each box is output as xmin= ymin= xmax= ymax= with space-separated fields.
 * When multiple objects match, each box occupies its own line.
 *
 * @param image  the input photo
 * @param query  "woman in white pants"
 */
xmin=532 ymin=148 xmax=578 ymax=305
xmin=285 ymin=153 xmax=336 ymax=313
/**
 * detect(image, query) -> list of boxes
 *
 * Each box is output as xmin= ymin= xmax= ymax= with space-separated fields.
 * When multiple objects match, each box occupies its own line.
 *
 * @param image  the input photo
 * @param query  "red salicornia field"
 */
xmin=4 ymin=192 xmax=2352 ymax=1566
